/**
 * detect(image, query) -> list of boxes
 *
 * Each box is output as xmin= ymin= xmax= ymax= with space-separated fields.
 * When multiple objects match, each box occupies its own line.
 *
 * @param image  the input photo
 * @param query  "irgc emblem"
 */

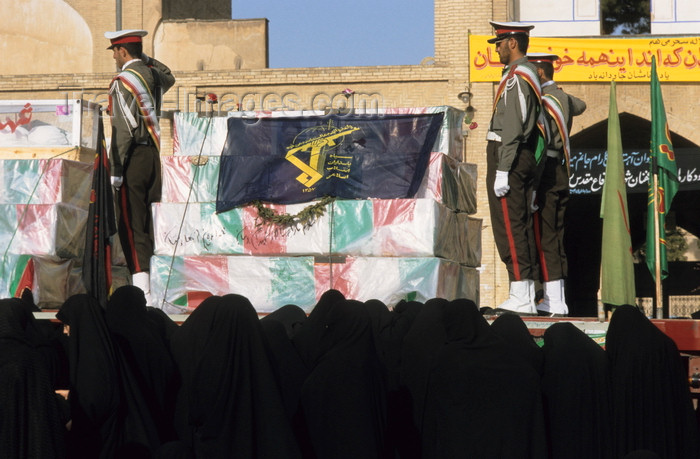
xmin=285 ymin=120 xmax=359 ymax=189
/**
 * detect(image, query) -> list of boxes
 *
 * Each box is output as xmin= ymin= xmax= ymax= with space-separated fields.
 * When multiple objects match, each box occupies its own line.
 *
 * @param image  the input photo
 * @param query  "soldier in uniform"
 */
xmin=486 ymin=22 xmax=548 ymax=315
xmin=105 ymin=29 xmax=175 ymax=303
xmin=527 ymin=53 xmax=587 ymax=317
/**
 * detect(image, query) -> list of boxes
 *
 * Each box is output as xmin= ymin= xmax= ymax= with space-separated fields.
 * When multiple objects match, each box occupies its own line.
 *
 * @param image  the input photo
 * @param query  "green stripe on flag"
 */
xmin=331 ymin=200 xmax=372 ymax=252
xmin=215 ymin=204 xmax=245 ymax=251
xmin=269 ymin=257 xmax=315 ymax=306
xmin=8 ymin=254 xmax=32 ymax=297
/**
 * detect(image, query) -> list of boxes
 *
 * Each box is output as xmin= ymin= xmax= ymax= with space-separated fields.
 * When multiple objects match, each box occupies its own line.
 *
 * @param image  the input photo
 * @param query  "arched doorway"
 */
xmin=565 ymin=113 xmax=700 ymax=317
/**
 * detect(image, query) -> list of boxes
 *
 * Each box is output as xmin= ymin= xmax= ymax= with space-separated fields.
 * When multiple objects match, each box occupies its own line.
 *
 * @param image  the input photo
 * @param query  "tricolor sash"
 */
xmin=110 ymin=69 xmax=160 ymax=149
xmin=493 ymin=64 xmax=549 ymax=163
xmin=542 ymin=94 xmax=571 ymax=176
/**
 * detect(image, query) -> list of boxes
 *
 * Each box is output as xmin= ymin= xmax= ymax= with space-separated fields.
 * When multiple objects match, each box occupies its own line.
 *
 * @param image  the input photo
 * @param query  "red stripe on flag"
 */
xmin=187 ymin=291 xmax=213 ymax=310
xmin=242 ymin=205 xmax=287 ymax=255
xmin=13 ymin=257 xmax=34 ymax=298
xmin=373 ymin=199 xmax=416 ymax=227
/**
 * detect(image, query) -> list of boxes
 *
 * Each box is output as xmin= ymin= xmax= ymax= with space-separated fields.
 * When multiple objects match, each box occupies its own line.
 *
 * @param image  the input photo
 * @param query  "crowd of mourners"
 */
xmin=1 ymin=287 xmax=700 ymax=459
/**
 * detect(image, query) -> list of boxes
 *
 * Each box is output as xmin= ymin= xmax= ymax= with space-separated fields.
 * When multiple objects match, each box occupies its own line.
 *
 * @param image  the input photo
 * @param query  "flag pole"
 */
xmin=652 ymin=168 xmax=663 ymax=319
xmin=597 ymin=281 xmax=606 ymax=322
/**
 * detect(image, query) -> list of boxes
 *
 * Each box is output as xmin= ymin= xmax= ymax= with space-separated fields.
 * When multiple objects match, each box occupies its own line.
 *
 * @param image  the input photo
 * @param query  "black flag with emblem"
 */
xmin=216 ymin=113 xmax=444 ymax=213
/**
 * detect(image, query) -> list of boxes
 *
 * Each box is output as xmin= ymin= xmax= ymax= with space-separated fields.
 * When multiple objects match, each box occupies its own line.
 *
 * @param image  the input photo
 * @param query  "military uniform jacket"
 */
xmin=489 ymin=56 xmax=542 ymax=172
xmin=541 ymin=81 xmax=586 ymax=155
xmin=109 ymin=58 xmax=175 ymax=177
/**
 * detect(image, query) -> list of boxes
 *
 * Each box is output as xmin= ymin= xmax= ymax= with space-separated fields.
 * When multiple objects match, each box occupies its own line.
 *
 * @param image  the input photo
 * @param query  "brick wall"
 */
xmin=2 ymin=0 xmax=699 ymax=307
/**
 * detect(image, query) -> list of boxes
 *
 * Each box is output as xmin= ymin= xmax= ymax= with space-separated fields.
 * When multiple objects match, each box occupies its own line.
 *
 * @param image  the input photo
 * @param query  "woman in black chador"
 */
xmin=299 ymin=298 xmax=388 ymax=459
xmin=541 ymin=322 xmax=613 ymax=459
xmin=491 ymin=313 xmax=544 ymax=375
xmin=422 ymin=299 xmax=547 ymax=459
xmin=169 ymin=294 xmax=301 ymax=458
xmin=606 ymin=305 xmax=700 ymax=458
xmin=106 ymin=285 xmax=179 ymax=449
xmin=399 ymin=296 xmax=448 ymax=449
xmin=0 ymin=298 xmax=67 ymax=458
xmin=56 ymin=294 xmax=121 ymax=459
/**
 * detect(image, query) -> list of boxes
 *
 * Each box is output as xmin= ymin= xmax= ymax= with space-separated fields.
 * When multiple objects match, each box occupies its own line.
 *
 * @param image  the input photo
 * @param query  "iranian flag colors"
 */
xmin=150 ymin=254 xmax=478 ymax=314
xmin=150 ymin=255 xmax=316 ymax=313
xmin=152 ymin=199 xmax=481 ymax=264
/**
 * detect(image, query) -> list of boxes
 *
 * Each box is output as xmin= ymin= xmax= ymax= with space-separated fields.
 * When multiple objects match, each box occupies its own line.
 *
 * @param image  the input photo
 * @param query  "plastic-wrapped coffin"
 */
xmin=0 ymin=255 xmax=74 ymax=308
xmin=150 ymin=254 xmax=479 ymax=314
xmin=152 ymin=198 xmax=482 ymax=266
xmin=0 ymin=158 xmax=92 ymax=206
xmin=0 ymin=203 xmax=87 ymax=258
xmin=161 ymin=152 xmax=477 ymax=214
xmin=0 ymin=254 xmax=130 ymax=308
xmin=172 ymin=106 xmax=465 ymax=160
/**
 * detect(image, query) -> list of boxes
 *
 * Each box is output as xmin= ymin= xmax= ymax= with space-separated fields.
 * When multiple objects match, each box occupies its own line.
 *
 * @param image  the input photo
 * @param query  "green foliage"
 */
xmin=601 ymin=0 xmax=650 ymax=35
xmin=250 ymin=196 xmax=336 ymax=229
xmin=639 ymin=226 xmax=688 ymax=262
xmin=666 ymin=229 xmax=688 ymax=262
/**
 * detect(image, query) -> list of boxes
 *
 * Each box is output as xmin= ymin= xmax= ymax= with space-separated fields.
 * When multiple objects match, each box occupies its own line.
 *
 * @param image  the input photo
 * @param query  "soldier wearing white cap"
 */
xmin=527 ymin=53 xmax=587 ymax=317
xmin=485 ymin=21 xmax=549 ymax=315
xmin=105 ymin=29 xmax=175 ymax=303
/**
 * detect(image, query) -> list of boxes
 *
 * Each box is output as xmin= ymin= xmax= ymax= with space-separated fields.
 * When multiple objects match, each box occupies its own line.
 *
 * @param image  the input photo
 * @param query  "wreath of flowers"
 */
xmin=250 ymin=195 xmax=337 ymax=229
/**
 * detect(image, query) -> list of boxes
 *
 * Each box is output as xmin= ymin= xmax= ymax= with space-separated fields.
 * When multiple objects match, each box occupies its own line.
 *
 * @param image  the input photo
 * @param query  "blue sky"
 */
xmin=232 ymin=0 xmax=434 ymax=68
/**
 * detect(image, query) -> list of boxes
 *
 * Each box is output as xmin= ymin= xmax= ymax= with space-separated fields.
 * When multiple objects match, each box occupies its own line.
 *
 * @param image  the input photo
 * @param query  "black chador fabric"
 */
xmin=0 ymin=298 xmax=67 ymax=458
xmin=146 ymin=305 xmax=179 ymax=343
xmin=106 ymin=286 xmax=179 ymax=449
xmin=363 ymin=299 xmax=401 ymax=390
xmin=17 ymin=294 xmax=70 ymax=390
xmin=491 ymin=313 xmax=544 ymax=375
xmin=56 ymin=294 xmax=121 ymax=459
xmin=399 ymin=297 xmax=447 ymax=439
xmin=366 ymin=298 xmax=425 ymax=459
xmin=606 ymin=305 xmax=700 ymax=458
xmin=422 ymin=298 xmax=547 ymax=459
xmin=260 ymin=313 xmax=313 ymax=457
xmin=169 ymin=294 xmax=301 ymax=459
xmin=155 ymin=440 xmax=196 ymax=458
xmin=259 ymin=313 xmax=308 ymax=420
xmin=392 ymin=299 xmax=423 ymax=327
xmin=541 ymin=322 xmax=613 ymax=459
xmin=292 ymin=289 xmax=345 ymax=370
xmin=299 ymin=299 xmax=388 ymax=459
xmin=264 ymin=303 xmax=308 ymax=338
xmin=387 ymin=299 xmax=423 ymax=459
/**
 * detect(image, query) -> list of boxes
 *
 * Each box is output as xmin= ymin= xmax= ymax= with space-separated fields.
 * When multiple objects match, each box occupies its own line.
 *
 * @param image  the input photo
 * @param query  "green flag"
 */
xmin=646 ymin=56 xmax=679 ymax=281
xmin=600 ymin=81 xmax=636 ymax=306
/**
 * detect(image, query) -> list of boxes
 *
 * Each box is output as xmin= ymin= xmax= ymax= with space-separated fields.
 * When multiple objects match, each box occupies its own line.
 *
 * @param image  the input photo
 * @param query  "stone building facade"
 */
xmin=1 ymin=0 xmax=698 ymax=308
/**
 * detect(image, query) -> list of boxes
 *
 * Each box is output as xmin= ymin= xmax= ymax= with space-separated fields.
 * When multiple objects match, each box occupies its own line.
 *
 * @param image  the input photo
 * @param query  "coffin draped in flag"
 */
xmin=215 ymin=113 xmax=445 ymax=212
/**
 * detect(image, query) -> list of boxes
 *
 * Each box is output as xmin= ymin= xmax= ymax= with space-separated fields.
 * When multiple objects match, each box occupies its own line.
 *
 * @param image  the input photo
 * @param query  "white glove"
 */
xmin=493 ymin=170 xmax=510 ymax=197
xmin=530 ymin=191 xmax=539 ymax=212
xmin=111 ymin=176 xmax=123 ymax=190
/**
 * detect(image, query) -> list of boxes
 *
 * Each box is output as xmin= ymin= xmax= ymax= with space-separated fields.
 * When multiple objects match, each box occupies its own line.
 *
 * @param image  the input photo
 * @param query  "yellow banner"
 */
xmin=469 ymin=35 xmax=700 ymax=82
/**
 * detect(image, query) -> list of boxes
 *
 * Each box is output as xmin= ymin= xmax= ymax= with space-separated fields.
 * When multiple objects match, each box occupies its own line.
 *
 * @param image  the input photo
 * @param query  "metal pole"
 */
xmin=116 ymin=0 xmax=122 ymax=30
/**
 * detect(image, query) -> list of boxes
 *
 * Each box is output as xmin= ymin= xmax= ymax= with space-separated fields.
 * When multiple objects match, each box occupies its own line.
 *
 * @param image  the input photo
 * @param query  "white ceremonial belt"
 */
xmin=546 ymin=149 xmax=560 ymax=158
xmin=486 ymin=131 xmax=502 ymax=142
